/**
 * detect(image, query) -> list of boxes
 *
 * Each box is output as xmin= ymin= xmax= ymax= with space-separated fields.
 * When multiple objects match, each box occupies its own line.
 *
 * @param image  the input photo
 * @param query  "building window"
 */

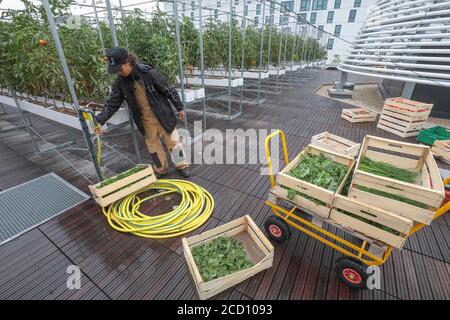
xmin=244 ymin=5 xmax=248 ymax=16
xmin=327 ymin=38 xmax=334 ymax=50
xmin=348 ymin=9 xmax=357 ymax=22
xmin=281 ymin=1 xmax=294 ymax=13
xmin=301 ymin=26 xmax=307 ymax=36
xmin=298 ymin=12 xmax=307 ymax=24
xmin=334 ymin=0 xmax=341 ymax=9
xmin=256 ymin=3 xmax=261 ymax=15
xmin=327 ymin=11 xmax=334 ymax=23
xmin=232 ymin=7 xmax=236 ymax=15
xmin=217 ymin=0 xmax=221 ymax=7
xmin=234 ymin=0 xmax=239 ymax=5
xmin=191 ymin=1 xmax=195 ymax=9
xmin=300 ymin=0 xmax=311 ymax=12
xmin=182 ymin=3 xmax=186 ymax=11
xmin=270 ymin=2 xmax=275 ymax=13
xmin=266 ymin=15 xmax=273 ymax=24
xmin=318 ymin=25 xmax=324 ymax=39
xmin=191 ymin=11 xmax=194 ymax=19
xmin=310 ymin=12 xmax=317 ymax=24
xmin=334 ymin=24 xmax=342 ymax=36
xmin=354 ymin=0 xmax=362 ymax=7
xmin=214 ymin=9 xmax=218 ymax=20
xmin=254 ymin=16 xmax=259 ymax=25
xmin=312 ymin=0 xmax=328 ymax=10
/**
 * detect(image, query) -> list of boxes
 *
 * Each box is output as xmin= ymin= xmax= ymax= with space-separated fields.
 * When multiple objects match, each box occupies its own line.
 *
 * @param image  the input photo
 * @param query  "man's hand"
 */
xmin=95 ymin=124 xmax=104 ymax=136
xmin=178 ymin=111 xmax=185 ymax=121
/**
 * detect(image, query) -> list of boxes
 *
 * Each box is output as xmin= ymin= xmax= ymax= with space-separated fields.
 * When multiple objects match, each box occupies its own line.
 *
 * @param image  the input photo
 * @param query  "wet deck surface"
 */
xmin=1 ymin=69 xmax=450 ymax=300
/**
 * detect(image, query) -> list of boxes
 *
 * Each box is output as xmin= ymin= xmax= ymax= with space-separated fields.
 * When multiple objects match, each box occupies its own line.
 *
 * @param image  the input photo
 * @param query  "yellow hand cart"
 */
xmin=263 ymin=129 xmax=450 ymax=289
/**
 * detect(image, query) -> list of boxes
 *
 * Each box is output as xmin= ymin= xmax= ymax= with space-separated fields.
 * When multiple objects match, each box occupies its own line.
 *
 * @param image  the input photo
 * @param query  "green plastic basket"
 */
xmin=416 ymin=126 xmax=450 ymax=146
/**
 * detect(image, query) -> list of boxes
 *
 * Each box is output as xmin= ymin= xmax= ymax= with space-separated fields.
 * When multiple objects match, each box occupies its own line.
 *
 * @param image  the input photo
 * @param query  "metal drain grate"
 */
xmin=0 ymin=173 xmax=89 ymax=245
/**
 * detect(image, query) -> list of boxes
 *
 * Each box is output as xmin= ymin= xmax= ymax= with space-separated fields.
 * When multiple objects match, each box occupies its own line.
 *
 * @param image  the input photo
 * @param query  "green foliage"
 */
xmin=98 ymin=165 xmax=146 ymax=188
xmin=288 ymin=153 xmax=349 ymax=192
xmin=359 ymin=157 xmax=419 ymax=184
xmin=192 ymin=236 xmax=254 ymax=282
xmin=0 ymin=0 xmax=108 ymax=103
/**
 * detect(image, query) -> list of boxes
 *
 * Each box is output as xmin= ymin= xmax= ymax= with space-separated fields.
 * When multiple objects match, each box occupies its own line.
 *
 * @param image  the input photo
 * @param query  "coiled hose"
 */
xmin=102 ymin=179 xmax=214 ymax=239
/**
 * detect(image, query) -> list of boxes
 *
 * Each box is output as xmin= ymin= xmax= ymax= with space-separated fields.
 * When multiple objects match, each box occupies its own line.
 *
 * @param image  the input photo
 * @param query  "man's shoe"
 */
xmin=154 ymin=168 xmax=168 ymax=179
xmin=178 ymin=167 xmax=191 ymax=178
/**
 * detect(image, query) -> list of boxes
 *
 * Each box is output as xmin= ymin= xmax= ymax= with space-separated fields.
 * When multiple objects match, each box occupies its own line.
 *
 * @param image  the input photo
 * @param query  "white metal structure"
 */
xmin=162 ymin=0 xmax=376 ymax=66
xmin=339 ymin=0 xmax=450 ymax=87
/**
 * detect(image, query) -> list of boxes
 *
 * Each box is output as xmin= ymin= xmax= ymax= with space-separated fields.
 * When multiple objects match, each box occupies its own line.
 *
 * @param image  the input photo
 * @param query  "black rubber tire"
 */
xmin=335 ymin=257 xmax=369 ymax=290
xmin=264 ymin=216 xmax=291 ymax=243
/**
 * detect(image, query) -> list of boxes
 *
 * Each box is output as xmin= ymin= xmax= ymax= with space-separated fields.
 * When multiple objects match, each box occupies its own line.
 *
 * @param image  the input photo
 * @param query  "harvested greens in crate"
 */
xmin=274 ymin=145 xmax=355 ymax=219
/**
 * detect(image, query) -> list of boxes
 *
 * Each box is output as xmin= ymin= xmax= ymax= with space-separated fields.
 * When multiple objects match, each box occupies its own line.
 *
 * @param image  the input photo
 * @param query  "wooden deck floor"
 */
xmin=1 ymin=69 xmax=450 ymax=300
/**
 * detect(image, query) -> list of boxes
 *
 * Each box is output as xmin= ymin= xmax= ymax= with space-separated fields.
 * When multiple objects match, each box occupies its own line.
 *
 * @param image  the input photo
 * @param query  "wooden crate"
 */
xmin=341 ymin=108 xmax=377 ymax=123
xmin=182 ymin=215 xmax=274 ymax=300
xmin=276 ymin=145 xmax=355 ymax=219
xmin=88 ymin=164 xmax=156 ymax=207
xmin=432 ymin=140 xmax=450 ymax=164
xmin=377 ymin=98 xmax=433 ymax=138
xmin=329 ymin=195 xmax=413 ymax=249
xmin=348 ymin=136 xmax=444 ymax=225
xmin=311 ymin=131 xmax=361 ymax=157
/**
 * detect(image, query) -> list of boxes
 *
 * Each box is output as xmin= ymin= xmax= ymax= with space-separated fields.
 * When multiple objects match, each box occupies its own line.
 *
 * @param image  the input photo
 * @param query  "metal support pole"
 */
xmin=42 ymin=0 xmax=103 ymax=181
xmin=239 ymin=0 xmax=246 ymax=111
xmin=198 ymin=0 xmax=207 ymax=131
xmin=266 ymin=14 xmax=273 ymax=97
xmin=118 ymin=0 xmax=130 ymax=50
xmin=257 ymin=0 xmax=266 ymax=104
xmin=92 ymin=0 xmax=105 ymax=52
xmin=173 ymin=0 xmax=189 ymax=136
xmin=277 ymin=25 xmax=284 ymax=91
xmin=227 ymin=3 xmax=233 ymax=120
xmin=105 ymin=0 xmax=142 ymax=163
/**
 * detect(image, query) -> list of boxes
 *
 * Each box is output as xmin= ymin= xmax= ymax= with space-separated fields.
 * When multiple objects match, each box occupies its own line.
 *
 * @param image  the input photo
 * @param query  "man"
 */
xmin=95 ymin=47 xmax=191 ymax=178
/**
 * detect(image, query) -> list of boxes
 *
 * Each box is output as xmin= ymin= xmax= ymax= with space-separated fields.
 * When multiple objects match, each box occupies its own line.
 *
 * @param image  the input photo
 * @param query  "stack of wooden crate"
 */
xmin=332 ymin=136 xmax=445 ymax=248
xmin=270 ymin=136 xmax=445 ymax=249
xmin=377 ymin=98 xmax=433 ymax=138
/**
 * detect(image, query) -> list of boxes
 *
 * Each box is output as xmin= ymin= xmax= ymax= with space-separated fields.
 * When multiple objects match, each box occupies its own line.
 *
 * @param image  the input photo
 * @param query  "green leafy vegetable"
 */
xmin=99 ymin=166 xmax=146 ymax=188
xmin=192 ymin=237 xmax=254 ymax=282
xmin=288 ymin=153 xmax=349 ymax=192
xmin=359 ymin=157 xmax=419 ymax=184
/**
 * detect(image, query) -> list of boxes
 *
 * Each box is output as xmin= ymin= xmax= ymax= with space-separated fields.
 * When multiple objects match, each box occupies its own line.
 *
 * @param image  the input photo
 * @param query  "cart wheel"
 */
xmin=335 ymin=257 xmax=369 ymax=290
xmin=264 ymin=216 xmax=291 ymax=243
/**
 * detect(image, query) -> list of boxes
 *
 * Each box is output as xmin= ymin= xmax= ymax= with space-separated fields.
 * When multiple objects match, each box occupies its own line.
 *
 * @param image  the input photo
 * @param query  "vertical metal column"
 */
xmin=276 ymin=25 xmax=284 ymax=91
xmin=198 ymin=0 xmax=207 ymax=130
xmin=239 ymin=0 xmax=247 ymax=111
xmin=257 ymin=0 xmax=266 ymax=104
xmin=105 ymin=0 xmax=141 ymax=163
xmin=227 ymin=1 xmax=233 ymax=119
xmin=118 ymin=0 xmax=130 ymax=50
xmin=265 ymin=13 xmax=273 ymax=97
xmin=92 ymin=0 xmax=105 ymax=52
xmin=173 ymin=0 xmax=189 ymax=136
xmin=41 ymin=0 xmax=103 ymax=181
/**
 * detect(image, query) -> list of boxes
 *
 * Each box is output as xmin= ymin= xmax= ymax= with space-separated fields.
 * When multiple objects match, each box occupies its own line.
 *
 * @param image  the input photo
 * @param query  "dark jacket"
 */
xmin=95 ymin=63 xmax=183 ymax=134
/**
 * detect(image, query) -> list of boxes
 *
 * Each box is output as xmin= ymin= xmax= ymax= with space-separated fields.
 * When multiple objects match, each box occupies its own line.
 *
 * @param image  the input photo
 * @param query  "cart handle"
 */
xmin=265 ymin=129 xmax=289 ymax=189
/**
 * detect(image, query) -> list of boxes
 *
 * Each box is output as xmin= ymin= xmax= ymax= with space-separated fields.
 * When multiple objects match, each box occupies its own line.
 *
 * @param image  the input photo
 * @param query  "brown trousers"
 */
xmin=134 ymin=81 xmax=189 ymax=172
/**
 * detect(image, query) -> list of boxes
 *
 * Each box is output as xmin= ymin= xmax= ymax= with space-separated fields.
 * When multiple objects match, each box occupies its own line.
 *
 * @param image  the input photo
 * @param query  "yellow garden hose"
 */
xmin=83 ymin=110 xmax=213 ymax=238
xmin=102 ymin=179 xmax=214 ymax=239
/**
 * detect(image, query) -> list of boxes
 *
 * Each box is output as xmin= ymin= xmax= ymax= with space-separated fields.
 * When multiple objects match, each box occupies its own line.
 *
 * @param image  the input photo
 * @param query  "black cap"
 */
xmin=106 ymin=47 xmax=128 ymax=74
